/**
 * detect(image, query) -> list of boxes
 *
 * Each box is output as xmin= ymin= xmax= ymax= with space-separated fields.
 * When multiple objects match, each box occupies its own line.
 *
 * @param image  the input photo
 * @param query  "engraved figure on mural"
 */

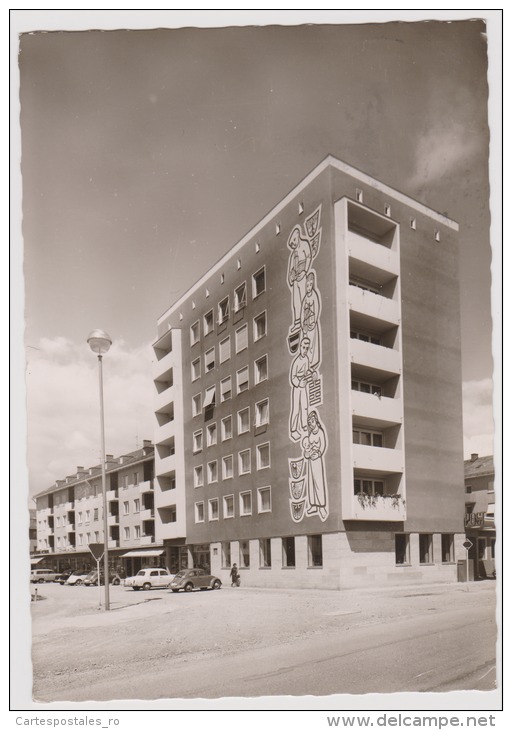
xmin=287 ymin=226 xmax=312 ymax=336
xmin=302 ymin=410 xmax=328 ymax=521
xmin=289 ymin=337 xmax=315 ymax=442
xmin=300 ymin=271 xmax=321 ymax=369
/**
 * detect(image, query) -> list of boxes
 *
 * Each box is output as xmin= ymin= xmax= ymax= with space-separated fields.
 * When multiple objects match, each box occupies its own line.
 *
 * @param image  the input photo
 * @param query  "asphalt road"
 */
xmin=31 ymin=580 xmax=497 ymax=702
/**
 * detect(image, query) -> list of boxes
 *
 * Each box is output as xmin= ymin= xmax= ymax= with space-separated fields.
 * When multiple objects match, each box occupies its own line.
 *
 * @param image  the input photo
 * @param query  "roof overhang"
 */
xmin=121 ymin=550 xmax=164 ymax=558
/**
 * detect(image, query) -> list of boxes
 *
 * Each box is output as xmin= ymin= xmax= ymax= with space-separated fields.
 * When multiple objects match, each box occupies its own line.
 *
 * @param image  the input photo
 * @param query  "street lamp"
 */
xmin=87 ymin=329 xmax=112 ymax=611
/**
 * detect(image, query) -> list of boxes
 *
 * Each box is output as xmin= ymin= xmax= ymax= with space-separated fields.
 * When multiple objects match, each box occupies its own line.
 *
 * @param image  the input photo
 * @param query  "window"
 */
xmin=349 ymin=277 xmax=381 ymax=294
xmin=395 ymin=534 xmax=410 ymax=565
xmin=238 ymin=407 xmax=250 ymax=434
xmin=208 ymin=499 xmax=219 ymax=521
xmin=222 ymin=455 xmax=234 ymax=480
xmin=434 ymin=230 xmax=441 ymax=242
xmin=203 ymin=309 xmax=214 ymax=336
xmin=193 ymin=430 xmax=203 ymax=453
xmin=256 ymin=442 xmax=270 ymax=470
xmin=465 ymin=484 xmax=472 ymax=494
xmin=133 ymin=472 xmax=139 ymax=485
xmin=240 ymin=491 xmax=252 ymax=516
xmin=350 ymin=330 xmax=381 ymax=345
xmin=134 ymin=525 xmax=141 ymax=539
xmin=124 ymin=527 xmax=130 ymax=540
xmin=236 ymin=366 xmax=249 ymax=394
xmin=282 ymin=537 xmax=296 ymax=568
xmin=219 ymin=336 xmax=231 ymax=363
xmin=356 ymin=188 xmax=363 ymax=203
xmin=252 ymin=267 xmax=266 ymax=298
xmin=78 ymin=512 xmax=83 ymax=525
xmin=123 ymin=502 xmax=129 ymax=516
xmin=93 ymin=508 xmax=99 ymax=521
xmin=353 ymin=478 xmax=384 ymax=496
xmin=194 ymin=465 xmax=204 ymax=488
xmin=220 ymin=376 xmax=232 ymax=402
xmin=419 ymin=534 xmax=433 ymax=565
xmin=255 ymin=398 xmax=269 ymax=427
xmin=203 ymin=385 xmax=216 ymax=409
xmin=441 ymin=534 xmax=454 ymax=564
xmin=234 ymin=282 xmax=247 ymax=312
xmin=308 ymin=535 xmax=323 ymax=567
xmin=218 ymin=297 xmax=229 ymax=325
xmin=223 ymin=494 xmax=234 ymax=519
xmin=134 ymin=498 xmax=140 ymax=513
xmin=410 ymin=217 xmax=417 ymax=230
xmin=207 ymin=461 xmax=218 ymax=484
xmin=85 ymin=510 xmax=90 ymax=522
xmin=204 ymin=347 xmax=215 ymax=373
xmin=206 ymin=422 xmax=217 ymax=447
xmin=260 ymin=538 xmax=271 ymax=567
xmin=384 ymin=203 xmax=391 ymax=217
xmin=221 ymin=415 xmax=232 ymax=441
xmin=254 ymin=354 xmax=268 ymax=384
xmin=222 ymin=542 xmax=231 ymax=568
xmin=235 ymin=324 xmax=248 ymax=353
xmin=237 ymin=540 xmax=249 ymax=568
xmin=352 ymin=429 xmax=383 ymax=447
xmin=190 ymin=321 xmax=200 ymax=346
xmin=352 ymin=379 xmax=382 ymax=395
xmin=192 ymin=393 xmax=202 ymax=417
xmin=239 ymin=449 xmax=251 ymax=475
xmin=253 ymin=311 xmax=267 ymax=341
xmin=257 ymin=486 xmax=271 ymax=513
xmin=195 ymin=502 xmax=205 ymax=523
xmin=487 ymin=480 xmax=495 ymax=493
xmin=191 ymin=358 xmax=200 ymax=381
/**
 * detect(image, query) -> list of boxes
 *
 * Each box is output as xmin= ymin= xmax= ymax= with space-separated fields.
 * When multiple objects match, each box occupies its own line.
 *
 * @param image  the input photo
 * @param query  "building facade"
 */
xmin=152 ymin=156 xmax=466 ymax=589
xmin=31 ymin=442 xmax=171 ymax=576
xmin=464 ymin=453 xmax=496 ymax=579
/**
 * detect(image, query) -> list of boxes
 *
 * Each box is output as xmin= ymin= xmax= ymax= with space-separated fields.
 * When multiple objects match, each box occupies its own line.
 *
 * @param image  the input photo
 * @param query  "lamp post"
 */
xmin=87 ymin=329 xmax=112 ymax=611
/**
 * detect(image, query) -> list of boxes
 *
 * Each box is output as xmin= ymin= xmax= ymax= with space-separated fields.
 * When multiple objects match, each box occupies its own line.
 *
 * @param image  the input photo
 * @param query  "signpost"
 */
xmin=462 ymin=539 xmax=473 ymax=590
xmin=88 ymin=543 xmax=105 ymax=609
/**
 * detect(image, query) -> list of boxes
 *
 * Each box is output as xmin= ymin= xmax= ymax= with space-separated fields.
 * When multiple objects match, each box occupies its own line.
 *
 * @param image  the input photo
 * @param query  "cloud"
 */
xmin=408 ymin=120 xmax=481 ymax=190
xmin=462 ymin=378 xmax=495 ymax=460
xmin=26 ymin=337 xmax=155 ymax=499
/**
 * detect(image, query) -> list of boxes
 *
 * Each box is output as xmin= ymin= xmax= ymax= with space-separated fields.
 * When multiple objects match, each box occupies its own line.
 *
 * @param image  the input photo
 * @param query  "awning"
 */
xmin=30 ymin=557 xmax=45 ymax=565
xmin=121 ymin=550 xmax=164 ymax=558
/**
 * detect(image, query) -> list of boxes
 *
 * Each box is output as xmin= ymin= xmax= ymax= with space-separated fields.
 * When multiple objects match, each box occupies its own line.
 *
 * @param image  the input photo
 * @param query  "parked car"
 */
xmin=124 ymin=568 xmax=174 ymax=591
xmin=65 ymin=570 xmax=90 ymax=586
xmin=53 ymin=570 xmax=74 ymax=584
xmin=169 ymin=568 xmax=222 ymax=593
xmin=30 ymin=569 xmax=59 ymax=583
xmin=83 ymin=570 xmax=122 ymax=586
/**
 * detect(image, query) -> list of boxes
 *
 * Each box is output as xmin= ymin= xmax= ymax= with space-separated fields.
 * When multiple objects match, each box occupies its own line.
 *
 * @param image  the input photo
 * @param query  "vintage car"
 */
xmin=65 ymin=570 xmax=90 ymax=586
xmin=124 ymin=568 xmax=174 ymax=591
xmin=169 ymin=568 xmax=222 ymax=592
xmin=83 ymin=570 xmax=122 ymax=586
xmin=30 ymin=569 xmax=59 ymax=583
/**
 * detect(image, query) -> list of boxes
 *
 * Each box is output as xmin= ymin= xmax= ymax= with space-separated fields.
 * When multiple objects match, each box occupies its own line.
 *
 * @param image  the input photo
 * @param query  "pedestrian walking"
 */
xmin=230 ymin=564 xmax=240 ymax=587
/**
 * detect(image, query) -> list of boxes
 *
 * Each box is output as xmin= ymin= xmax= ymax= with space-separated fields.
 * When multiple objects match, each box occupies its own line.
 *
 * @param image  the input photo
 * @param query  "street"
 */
xmin=31 ymin=580 xmax=497 ymax=702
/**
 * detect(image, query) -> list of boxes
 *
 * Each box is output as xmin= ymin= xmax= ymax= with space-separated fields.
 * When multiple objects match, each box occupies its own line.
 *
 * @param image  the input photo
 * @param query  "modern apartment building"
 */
xmin=32 ymin=442 xmax=166 ymax=576
xmin=152 ymin=155 xmax=466 ymax=588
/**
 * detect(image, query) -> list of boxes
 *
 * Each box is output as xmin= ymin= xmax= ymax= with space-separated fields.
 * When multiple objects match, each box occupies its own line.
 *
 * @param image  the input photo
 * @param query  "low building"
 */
xmin=464 ymin=453 xmax=496 ymax=579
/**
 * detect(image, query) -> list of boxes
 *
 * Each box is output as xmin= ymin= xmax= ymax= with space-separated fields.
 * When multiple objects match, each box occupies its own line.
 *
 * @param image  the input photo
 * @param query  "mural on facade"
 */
xmin=286 ymin=206 xmax=329 ymax=522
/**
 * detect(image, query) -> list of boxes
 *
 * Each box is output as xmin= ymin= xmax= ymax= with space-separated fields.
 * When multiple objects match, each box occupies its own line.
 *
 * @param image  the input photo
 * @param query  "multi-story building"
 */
xmin=464 ymin=453 xmax=496 ymax=579
xmin=152 ymin=155 xmax=466 ymax=589
xmin=32 ymin=442 xmax=167 ymax=576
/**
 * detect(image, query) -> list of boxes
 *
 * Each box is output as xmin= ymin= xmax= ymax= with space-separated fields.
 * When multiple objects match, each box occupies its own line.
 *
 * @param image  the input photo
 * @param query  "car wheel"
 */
xmin=171 ymin=589 xmax=179 ymax=593
xmin=142 ymin=582 xmax=151 ymax=591
xmin=184 ymin=583 xmax=193 ymax=592
xmin=132 ymin=586 xmax=140 ymax=591
xmin=112 ymin=578 xmax=120 ymax=586
xmin=213 ymin=580 xmax=221 ymax=590
xmin=38 ymin=579 xmax=45 ymax=583
xmin=75 ymin=580 xmax=82 ymax=586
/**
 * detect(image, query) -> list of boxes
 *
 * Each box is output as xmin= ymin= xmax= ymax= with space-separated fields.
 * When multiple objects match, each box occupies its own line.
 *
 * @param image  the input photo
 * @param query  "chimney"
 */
xmin=471 ymin=453 xmax=479 ymax=462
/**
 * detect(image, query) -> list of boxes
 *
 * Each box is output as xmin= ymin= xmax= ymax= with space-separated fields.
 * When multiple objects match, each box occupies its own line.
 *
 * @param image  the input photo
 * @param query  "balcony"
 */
xmin=155 ymin=418 xmax=176 ymax=444
xmin=351 ymin=493 xmax=406 ymax=521
xmin=106 ymin=490 xmax=119 ymax=502
xmin=347 ymin=231 xmax=399 ymax=278
xmin=107 ymin=513 xmax=119 ymax=526
xmin=155 ymin=387 xmax=175 ymax=414
xmin=140 ymin=535 xmax=155 ymax=545
xmin=350 ymin=339 xmax=401 ymax=376
xmin=352 ymin=444 xmax=404 ymax=473
xmin=140 ymin=508 xmax=155 ymax=521
xmin=153 ymin=349 xmax=175 ymax=380
xmin=348 ymin=286 xmax=399 ymax=327
xmin=351 ymin=390 xmax=403 ymax=426
xmin=64 ymin=501 xmax=75 ymax=511
xmin=156 ymin=453 xmax=176 ymax=476
xmin=108 ymin=539 xmax=119 ymax=549
xmin=138 ymin=479 xmax=154 ymax=494
xmin=66 ymin=524 xmax=75 ymax=533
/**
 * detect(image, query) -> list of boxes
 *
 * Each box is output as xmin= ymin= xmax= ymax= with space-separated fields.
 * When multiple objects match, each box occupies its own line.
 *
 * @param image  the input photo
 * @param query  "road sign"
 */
xmin=88 ymin=543 xmax=105 ymax=561
xmin=462 ymin=539 xmax=473 ymax=551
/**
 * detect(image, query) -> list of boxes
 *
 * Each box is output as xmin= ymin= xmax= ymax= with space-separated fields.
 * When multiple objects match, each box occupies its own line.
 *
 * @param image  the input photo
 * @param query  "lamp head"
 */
xmin=87 ymin=330 xmax=112 ymax=356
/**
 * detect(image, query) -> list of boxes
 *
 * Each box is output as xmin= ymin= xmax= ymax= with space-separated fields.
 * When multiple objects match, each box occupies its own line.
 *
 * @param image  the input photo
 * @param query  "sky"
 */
xmin=12 ymin=10 xmax=500 ymax=500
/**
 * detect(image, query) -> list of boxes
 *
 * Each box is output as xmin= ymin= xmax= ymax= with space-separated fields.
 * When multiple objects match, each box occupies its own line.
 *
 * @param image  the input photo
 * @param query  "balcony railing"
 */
xmin=138 ymin=479 xmax=154 ymax=494
xmin=348 ymin=285 xmax=400 ymax=327
xmin=352 ymin=444 xmax=404 ymax=473
xmin=350 ymin=339 xmax=401 ymax=376
xmin=351 ymin=493 xmax=406 ymax=521
xmin=351 ymin=390 xmax=403 ymax=425
xmin=140 ymin=535 xmax=155 ymax=545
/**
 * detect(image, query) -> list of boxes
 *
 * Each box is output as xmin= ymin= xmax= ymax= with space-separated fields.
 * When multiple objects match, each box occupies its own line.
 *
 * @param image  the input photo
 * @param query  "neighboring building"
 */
xmin=32 ymin=442 xmax=166 ymax=576
xmin=29 ymin=509 xmax=37 ymax=554
xmin=152 ymin=155 xmax=466 ymax=588
xmin=464 ymin=453 xmax=496 ymax=579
